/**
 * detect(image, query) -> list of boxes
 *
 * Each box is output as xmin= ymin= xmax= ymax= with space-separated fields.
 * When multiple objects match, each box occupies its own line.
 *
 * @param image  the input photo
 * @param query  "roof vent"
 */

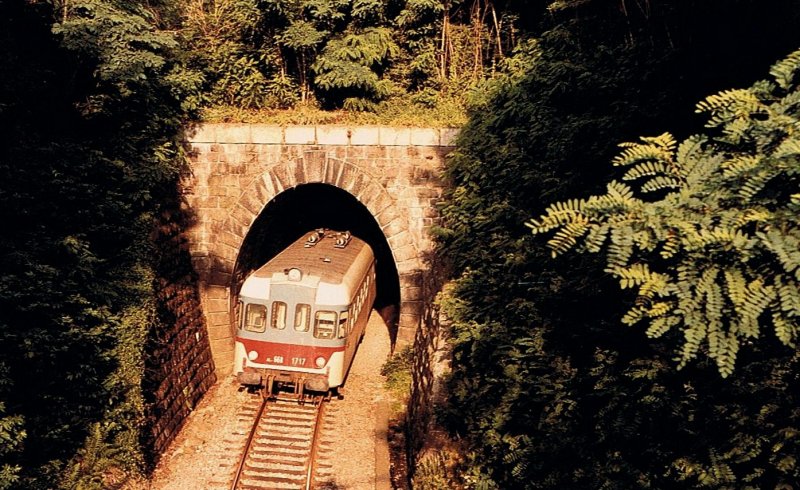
xmin=304 ymin=229 xmax=326 ymax=247
xmin=333 ymin=231 xmax=352 ymax=249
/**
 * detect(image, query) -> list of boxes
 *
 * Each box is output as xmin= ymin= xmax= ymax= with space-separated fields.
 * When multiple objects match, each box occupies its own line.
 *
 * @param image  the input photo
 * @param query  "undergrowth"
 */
xmin=200 ymin=94 xmax=467 ymax=127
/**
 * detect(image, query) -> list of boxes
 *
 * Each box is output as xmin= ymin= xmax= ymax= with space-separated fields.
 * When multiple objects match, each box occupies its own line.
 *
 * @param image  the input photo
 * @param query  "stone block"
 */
xmin=285 ymin=126 xmax=316 ymax=144
xmin=230 ymin=205 xmax=253 ymax=230
xmin=303 ymin=150 xmax=327 ymax=182
xmin=209 ymin=339 xmax=235 ymax=371
xmin=375 ymin=212 xmax=401 ymax=236
xmin=208 ymin=298 xmax=229 ymax=313
xmin=379 ymin=127 xmax=411 ymax=146
xmin=381 ymin=216 xmax=406 ymax=238
xmin=408 ymin=206 xmax=424 ymax=219
xmin=392 ymin=243 xmax=418 ymax=263
xmin=204 ymin=285 xmax=230 ymax=301
xmin=209 ymin=268 xmax=232 ymax=285
xmin=329 ymin=146 xmax=349 ymax=160
xmin=239 ymin=191 xmax=265 ymax=216
xmin=216 ymin=195 xmax=237 ymax=210
xmin=253 ymin=177 xmax=271 ymax=207
xmin=216 ymin=124 xmax=251 ymax=144
xmin=251 ymin=125 xmax=283 ymax=144
xmin=267 ymin=171 xmax=285 ymax=193
xmin=401 ymin=300 xmax=424 ymax=317
xmin=189 ymin=124 xmax=216 ymax=143
xmin=356 ymin=181 xmax=382 ymax=209
xmin=256 ymin=172 xmax=273 ymax=198
xmin=399 ymin=270 xmax=423 ymax=289
xmin=351 ymin=126 xmax=380 ymax=145
xmin=317 ymin=126 xmax=350 ymax=145
xmin=398 ymin=312 xmax=421 ymax=329
xmin=338 ymin=164 xmax=361 ymax=194
xmin=207 ymin=313 xmax=232 ymax=333
xmin=387 ymin=229 xmax=412 ymax=249
xmin=271 ymin=163 xmax=298 ymax=191
xmin=403 ymin=286 xmax=423 ymax=301
xmin=219 ymin=230 xmax=242 ymax=250
xmin=364 ymin=189 xmax=393 ymax=217
xmin=325 ymin=158 xmax=345 ymax=185
xmin=395 ymin=326 xmax=415 ymax=346
xmin=440 ymin=127 xmax=460 ymax=146
xmin=410 ymin=128 xmax=439 ymax=146
xmin=221 ymin=174 xmax=241 ymax=187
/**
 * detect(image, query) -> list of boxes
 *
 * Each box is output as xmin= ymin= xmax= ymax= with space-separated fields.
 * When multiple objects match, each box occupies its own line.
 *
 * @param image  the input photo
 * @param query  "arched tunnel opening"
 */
xmin=232 ymin=183 xmax=401 ymax=345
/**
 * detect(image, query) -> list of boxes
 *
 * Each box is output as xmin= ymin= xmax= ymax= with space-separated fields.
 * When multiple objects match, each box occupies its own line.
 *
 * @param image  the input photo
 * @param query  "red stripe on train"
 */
xmin=237 ymin=337 xmax=344 ymax=368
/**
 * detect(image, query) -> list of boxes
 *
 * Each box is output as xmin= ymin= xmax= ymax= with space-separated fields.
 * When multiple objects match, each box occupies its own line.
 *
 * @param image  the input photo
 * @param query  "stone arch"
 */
xmin=202 ymin=149 xmax=422 ymax=375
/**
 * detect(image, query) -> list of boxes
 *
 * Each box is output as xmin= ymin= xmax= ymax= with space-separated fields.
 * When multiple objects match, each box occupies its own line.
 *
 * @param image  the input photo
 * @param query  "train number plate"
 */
xmin=291 ymin=357 xmax=306 ymax=366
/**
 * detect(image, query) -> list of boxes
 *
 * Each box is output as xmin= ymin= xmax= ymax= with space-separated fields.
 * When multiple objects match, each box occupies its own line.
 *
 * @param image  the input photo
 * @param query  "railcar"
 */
xmin=234 ymin=229 xmax=376 ymax=397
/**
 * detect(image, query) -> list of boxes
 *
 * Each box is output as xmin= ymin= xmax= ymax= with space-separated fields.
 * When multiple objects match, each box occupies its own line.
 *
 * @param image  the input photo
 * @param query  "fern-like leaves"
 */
xmin=529 ymin=48 xmax=800 ymax=376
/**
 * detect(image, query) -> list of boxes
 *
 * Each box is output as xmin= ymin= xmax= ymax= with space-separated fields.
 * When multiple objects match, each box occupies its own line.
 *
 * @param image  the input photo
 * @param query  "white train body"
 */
xmin=234 ymin=230 xmax=376 ymax=393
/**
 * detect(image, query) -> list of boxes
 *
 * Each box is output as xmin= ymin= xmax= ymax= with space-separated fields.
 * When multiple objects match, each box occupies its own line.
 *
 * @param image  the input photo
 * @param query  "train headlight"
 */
xmin=315 ymin=356 xmax=326 ymax=368
xmin=287 ymin=268 xmax=302 ymax=281
xmin=248 ymin=350 xmax=259 ymax=361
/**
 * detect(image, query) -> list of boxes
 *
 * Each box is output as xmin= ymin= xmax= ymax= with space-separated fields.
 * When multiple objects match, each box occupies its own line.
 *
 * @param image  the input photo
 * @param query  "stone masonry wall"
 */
xmin=185 ymin=124 xmax=457 ymax=377
xmin=144 ymin=201 xmax=217 ymax=464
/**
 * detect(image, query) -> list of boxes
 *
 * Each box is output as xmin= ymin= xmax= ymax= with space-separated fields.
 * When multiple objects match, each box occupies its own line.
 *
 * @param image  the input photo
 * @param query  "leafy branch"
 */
xmin=528 ymin=49 xmax=800 ymax=377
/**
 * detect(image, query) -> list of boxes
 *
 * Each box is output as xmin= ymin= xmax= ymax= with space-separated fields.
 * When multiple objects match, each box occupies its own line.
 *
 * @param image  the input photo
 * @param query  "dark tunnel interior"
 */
xmin=233 ymin=183 xmax=401 ymax=343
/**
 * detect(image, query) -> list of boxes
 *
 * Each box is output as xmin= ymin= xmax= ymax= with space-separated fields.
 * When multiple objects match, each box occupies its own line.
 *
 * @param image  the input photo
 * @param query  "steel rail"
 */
xmin=229 ymin=396 xmax=269 ymax=490
xmin=304 ymin=397 xmax=326 ymax=490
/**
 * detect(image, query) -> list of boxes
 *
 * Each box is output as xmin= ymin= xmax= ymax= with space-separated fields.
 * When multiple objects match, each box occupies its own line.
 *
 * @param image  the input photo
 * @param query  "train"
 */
xmin=234 ymin=229 xmax=376 ymax=397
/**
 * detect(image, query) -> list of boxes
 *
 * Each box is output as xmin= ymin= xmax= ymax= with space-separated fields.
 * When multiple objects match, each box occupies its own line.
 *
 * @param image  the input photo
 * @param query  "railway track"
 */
xmin=227 ymin=394 xmax=330 ymax=490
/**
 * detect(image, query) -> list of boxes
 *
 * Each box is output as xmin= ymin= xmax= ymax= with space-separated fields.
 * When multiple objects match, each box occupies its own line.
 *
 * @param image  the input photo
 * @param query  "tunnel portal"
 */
xmin=234 ymin=184 xmax=401 ymax=342
xmin=185 ymin=124 xmax=454 ymax=376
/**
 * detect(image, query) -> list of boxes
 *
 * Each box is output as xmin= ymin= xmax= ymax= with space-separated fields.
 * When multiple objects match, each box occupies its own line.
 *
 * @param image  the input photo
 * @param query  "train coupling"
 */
xmin=237 ymin=371 xmax=262 ymax=386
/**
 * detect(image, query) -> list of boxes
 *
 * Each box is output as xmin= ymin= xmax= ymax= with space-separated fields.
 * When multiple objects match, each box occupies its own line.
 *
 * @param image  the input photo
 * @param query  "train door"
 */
xmin=270 ymin=284 xmax=315 ymax=371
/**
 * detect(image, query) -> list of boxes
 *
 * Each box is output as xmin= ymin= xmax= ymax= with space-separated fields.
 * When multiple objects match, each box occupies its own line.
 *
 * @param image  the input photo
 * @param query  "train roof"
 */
xmin=252 ymin=230 xmax=373 ymax=285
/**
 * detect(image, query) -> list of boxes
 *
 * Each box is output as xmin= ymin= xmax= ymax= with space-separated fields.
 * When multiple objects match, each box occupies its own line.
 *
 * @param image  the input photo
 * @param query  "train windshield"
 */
xmin=314 ymin=311 xmax=337 ymax=339
xmin=271 ymin=301 xmax=287 ymax=329
xmin=244 ymin=304 xmax=267 ymax=332
xmin=295 ymin=304 xmax=310 ymax=332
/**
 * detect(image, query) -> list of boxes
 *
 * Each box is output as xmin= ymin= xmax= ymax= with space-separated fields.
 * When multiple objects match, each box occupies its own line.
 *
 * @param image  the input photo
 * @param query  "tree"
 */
xmin=529 ymin=49 xmax=800 ymax=377
xmin=0 ymin=0 xmax=200 ymax=486
xmin=312 ymin=27 xmax=399 ymax=110
xmin=435 ymin=0 xmax=800 ymax=486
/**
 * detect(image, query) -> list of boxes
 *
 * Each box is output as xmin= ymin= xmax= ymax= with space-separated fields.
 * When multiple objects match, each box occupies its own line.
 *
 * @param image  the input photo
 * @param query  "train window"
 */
xmin=338 ymin=311 xmax=348 ymax=338
xmin=295 ymin=304 xmax=310 ymax=332
xmin=271 ymin=301 xmax=287 ymax=330
xmin=314 ymin=311 xmax=337 ymax=339
xmin=244 ymin=303 xmax=267 ymax=332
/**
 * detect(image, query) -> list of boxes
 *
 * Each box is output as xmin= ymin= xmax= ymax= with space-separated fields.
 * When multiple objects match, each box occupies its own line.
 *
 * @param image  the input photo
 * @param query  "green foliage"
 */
xmin=411 ymin=451 xmax=461 ymax=490
xmin=351 ymin=0 xmax=385 ymax=26
xmin=182 ymin=0 xmax=275 ymax=108
xmin=529 ymin=49 xmax=800 ymax=377
xmin=313 ymin=27 xmax=399 ymax=109
xmin=276 ymin=19 xmax=328 ymax=50
xmin=180 ymin=0 xmax=517 ymax=117
xmin=211 ymin=46 xmax=271 ymax=108
xmin=0 ymin=365 xmax=23 ymax=490
xmin=436 ymin=0 xmax=800 ymax=487
xmin=381 ymin=345 xmax=414 ymax=394
xmin=0 ymin=0 xmax=199 ymax=486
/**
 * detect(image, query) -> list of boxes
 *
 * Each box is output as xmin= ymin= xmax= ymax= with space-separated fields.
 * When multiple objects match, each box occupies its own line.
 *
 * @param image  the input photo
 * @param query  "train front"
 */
xmin=233 ymin=231 xmax=369 ymax=396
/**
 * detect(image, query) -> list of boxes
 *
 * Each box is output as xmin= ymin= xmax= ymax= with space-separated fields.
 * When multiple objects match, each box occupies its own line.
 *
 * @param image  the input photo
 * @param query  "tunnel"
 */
xmin=231 ymin=183 xmax=401 ymax=344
